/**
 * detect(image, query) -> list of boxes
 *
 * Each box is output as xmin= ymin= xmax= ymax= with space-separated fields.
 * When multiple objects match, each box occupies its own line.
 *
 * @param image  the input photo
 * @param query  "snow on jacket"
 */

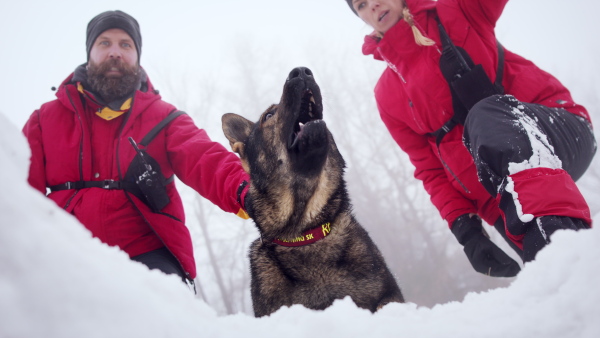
xmin=362 ymin=0 xmax=591 ymax=227
xmin=23 ymin=69 xmax=250 ymax=279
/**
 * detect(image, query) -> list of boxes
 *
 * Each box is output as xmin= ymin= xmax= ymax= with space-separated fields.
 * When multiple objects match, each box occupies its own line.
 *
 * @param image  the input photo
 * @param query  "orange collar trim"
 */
xmin=273 ymin=223 xmax=332 ymax=247
xmin=95 ymin=104 xmax=130 ymax=121
xmin=76 ymin=82 xmax=131 ymax=120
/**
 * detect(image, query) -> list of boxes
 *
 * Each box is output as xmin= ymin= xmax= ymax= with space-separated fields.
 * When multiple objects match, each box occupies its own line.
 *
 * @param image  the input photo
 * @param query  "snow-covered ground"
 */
xmin=2 ymin=108 xmax=599 ymax=338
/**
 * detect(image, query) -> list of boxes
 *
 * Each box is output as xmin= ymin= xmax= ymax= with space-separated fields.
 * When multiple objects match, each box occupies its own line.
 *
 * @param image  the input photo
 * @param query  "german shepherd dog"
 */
xmin=222 ymin=67 xmax=404 ymax=317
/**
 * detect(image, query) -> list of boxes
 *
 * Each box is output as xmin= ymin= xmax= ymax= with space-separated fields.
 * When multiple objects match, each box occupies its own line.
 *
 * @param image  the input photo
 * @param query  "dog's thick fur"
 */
xmin=222 ymin=67 xmax=404 ymax=317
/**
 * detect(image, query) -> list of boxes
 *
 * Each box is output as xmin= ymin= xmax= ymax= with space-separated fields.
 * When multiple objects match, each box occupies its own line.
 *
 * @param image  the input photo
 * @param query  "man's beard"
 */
xmin=87 ymin=59 xmax=141 ymax=103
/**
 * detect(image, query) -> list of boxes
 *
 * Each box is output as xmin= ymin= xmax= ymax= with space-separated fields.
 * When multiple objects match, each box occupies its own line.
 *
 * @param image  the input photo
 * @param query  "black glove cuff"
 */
xmin=451 ymin=214 xmax=484 ymax=246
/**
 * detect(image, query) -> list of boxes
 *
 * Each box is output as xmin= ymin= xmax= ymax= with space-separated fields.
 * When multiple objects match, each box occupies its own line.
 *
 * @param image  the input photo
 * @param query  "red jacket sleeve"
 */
xmin=453 ymin=0 xmax=509 ymax=29
xmin=164 ymin=114 xmax=249 ymax=216
xmin=377 ymin=99 xmax=476 ymax=226
xmin=22 ymin=110 xmax=47 ymax=195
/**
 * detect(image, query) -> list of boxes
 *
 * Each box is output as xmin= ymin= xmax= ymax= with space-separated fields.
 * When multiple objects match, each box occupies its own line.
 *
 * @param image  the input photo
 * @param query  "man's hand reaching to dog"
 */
xmin=451 ymin=214 xmax=521 ymax=278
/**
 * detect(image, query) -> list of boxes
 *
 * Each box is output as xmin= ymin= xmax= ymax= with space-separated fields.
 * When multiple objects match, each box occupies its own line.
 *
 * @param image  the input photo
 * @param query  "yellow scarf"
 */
xmin=77 ymin=83 xmax=132 ymax=120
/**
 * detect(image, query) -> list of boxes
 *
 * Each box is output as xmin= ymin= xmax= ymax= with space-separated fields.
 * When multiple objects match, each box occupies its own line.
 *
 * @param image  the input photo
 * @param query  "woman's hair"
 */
xmin=348 ymin=0 xmax=435 ymax=47
xmin=402 ymin=7 xmax=435 ymax=46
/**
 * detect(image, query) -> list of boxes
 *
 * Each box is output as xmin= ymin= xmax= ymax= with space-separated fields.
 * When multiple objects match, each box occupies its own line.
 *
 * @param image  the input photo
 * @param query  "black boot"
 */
xmin=522 ymin=216 xmax=590 ymax=262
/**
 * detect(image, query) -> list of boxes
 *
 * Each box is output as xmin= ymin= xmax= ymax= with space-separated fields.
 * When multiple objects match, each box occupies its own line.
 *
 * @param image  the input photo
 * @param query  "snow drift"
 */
xmin=1 ymin=111 xmax=599 ymax=338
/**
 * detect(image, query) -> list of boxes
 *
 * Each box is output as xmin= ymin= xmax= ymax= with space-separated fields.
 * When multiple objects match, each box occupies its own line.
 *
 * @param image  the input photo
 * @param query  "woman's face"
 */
xmin=352 ymin=0 xmax=405 ymax=34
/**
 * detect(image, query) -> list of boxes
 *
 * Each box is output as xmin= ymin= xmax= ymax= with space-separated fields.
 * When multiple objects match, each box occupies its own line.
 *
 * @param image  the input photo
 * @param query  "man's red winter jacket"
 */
xmin=362 ymin=0 xmax=591 ymax=229
xmin=23 ymin=71 xmax=249 ymax=279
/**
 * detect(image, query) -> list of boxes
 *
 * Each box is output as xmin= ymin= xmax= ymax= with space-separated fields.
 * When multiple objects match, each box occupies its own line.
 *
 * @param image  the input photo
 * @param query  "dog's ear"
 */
xmin=222 ymin=113 xmax=254 ymax=157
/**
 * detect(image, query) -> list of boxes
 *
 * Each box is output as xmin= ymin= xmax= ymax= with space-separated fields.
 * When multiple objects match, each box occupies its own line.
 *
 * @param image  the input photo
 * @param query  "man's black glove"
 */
xmin=451 ymin=214 xmax=521 ymax=277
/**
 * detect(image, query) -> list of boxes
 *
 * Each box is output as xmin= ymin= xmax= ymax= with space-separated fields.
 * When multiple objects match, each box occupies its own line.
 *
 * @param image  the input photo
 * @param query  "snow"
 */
xmin=507 ymin=100 xmax=562 ymax=175
xmin=2 ymin=111 xmax=600 ymax=337
xmin=503 ymin=97 xmax=589 ymax=224
xmin=505 ymin=176 xmax=535 ymax=223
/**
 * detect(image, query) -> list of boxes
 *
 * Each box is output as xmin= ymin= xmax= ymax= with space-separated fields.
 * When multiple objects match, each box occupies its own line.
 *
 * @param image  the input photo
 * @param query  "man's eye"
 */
xmin=357 ymin=2 xmax=365 ymax=10
xmin=121 ymin=42 xmax=131 ymax=48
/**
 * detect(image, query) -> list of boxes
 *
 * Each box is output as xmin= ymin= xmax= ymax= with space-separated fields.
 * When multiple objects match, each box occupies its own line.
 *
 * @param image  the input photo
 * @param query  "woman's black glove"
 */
xmin=451 ymin=214 xmax=521 ymax=277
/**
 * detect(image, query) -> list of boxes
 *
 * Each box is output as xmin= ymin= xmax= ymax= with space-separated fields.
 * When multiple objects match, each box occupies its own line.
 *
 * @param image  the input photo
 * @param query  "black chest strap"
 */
xmin=49 ymin=110 xmax=186 ymax=193
xmin=140 ymin=110 xmax=186 ymax=146
xmin=431 ymin=19 xmax=505 ymax=145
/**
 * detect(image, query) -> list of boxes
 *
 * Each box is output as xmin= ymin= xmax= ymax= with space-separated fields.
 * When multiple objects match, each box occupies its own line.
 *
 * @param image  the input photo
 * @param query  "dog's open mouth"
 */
xmin=289 ymin=88 xmax=322 ymax=149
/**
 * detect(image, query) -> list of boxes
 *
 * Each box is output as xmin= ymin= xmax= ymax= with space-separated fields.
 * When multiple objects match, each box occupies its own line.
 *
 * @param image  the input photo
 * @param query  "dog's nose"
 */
xmin=287 ymin=67 xmax=313 ymax=81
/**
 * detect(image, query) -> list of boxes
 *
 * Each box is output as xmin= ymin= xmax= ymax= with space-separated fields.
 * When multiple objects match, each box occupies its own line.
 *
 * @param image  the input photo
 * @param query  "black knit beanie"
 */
xmin=86 ymin=10 xmax=142 ymax=62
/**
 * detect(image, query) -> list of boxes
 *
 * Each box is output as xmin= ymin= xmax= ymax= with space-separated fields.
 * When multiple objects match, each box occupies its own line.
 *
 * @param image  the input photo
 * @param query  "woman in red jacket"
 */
xmin=346 ymin=0 xmax=596 ymax=276
xmin=23 ymin=10 xmax=249 ymax=287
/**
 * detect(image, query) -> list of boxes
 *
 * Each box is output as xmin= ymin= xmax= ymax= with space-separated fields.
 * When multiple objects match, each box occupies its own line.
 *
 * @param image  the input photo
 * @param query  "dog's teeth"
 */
xmin=310 ymin=96 xmax=315 ymax=104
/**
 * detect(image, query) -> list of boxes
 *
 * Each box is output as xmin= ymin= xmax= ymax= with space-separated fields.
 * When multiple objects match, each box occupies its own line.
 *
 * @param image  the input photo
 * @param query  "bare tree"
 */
xmin=151 ymin=66 xmax=258 ymax=315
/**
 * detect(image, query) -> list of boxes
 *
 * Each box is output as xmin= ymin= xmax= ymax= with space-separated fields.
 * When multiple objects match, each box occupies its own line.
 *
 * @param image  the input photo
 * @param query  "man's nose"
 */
xmin=108 ymin=46 xmax=122 ymax=59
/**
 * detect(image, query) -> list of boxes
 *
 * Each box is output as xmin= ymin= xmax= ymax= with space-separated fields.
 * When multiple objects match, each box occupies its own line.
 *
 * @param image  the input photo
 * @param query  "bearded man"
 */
xmin=22 ymin=10 xmax=250 ymax=288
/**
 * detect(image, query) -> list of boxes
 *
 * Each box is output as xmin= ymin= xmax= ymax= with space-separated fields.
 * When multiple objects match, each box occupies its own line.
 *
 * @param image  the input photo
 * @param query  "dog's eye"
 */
xmin=262 ymin=105 xmax=277 ymax=123
xmin=263 ymin=109 xmax=276 ymax=122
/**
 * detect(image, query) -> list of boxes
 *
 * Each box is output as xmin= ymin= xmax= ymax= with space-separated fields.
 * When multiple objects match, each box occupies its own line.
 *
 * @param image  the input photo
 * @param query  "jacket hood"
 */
xmin=362 ymin=0 xmax=437 ymax=59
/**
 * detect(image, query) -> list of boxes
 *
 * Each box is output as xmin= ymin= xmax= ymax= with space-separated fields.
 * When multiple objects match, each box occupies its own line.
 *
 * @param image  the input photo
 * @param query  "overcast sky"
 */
xmin=1 ymin=0 xmax=598 ymax=129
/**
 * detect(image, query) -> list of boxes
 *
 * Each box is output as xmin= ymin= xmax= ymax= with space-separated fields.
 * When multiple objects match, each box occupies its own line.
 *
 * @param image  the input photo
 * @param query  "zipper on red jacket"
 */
xmin=62 ymin=88 xmax=84 ymax=210
xmin=115 ymin=105 xmax=192 ymax=282
xmin=377 ymin=39 xmax=471 ymax=193
xmin=123 ymin=190 xmax=193 ymax=282
xmin=379 ymin=49 xmax=406 ymax=84
xmin=378 ymin=48 xmax=431 ymax=134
